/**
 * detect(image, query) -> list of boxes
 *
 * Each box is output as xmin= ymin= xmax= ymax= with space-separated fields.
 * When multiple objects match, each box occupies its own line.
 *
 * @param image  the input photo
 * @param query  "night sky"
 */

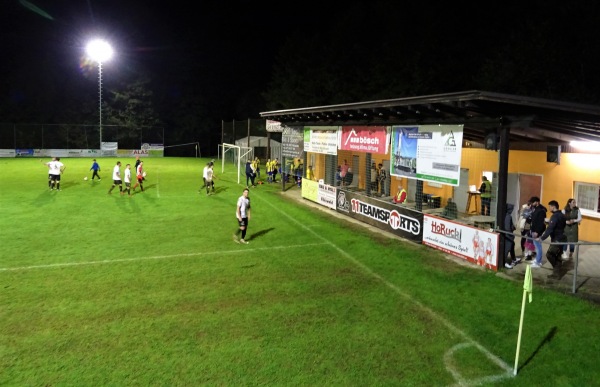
xmin=4 ymin=0 xmax=600 ymax=126
xmin=1 ymin=0 xmax=339 ymax=119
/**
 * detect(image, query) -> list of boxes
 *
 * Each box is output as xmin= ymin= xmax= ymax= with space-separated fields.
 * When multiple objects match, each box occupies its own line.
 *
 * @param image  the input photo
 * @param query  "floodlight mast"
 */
xmin=86 ymin=39 xmax=113 ymax=155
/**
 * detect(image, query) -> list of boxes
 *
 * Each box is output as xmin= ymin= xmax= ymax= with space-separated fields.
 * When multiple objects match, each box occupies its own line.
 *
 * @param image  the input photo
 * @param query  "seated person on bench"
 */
xmin=441 ymin=198 xmax=458 ymax=219
xmin=393 ymin=186 xmax=407 ymax=204
xmin=343 ymin=168 xmax=354 ymax=186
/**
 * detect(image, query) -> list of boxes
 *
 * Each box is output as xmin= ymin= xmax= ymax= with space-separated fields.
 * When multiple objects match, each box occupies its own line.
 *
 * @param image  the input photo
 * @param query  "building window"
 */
xmin=575 ymin=182 xmax=600 ymax=218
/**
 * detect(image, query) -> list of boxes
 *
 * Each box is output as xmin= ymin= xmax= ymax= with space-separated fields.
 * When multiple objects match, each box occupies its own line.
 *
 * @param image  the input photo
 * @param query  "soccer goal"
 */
xmin=163 ymin=142 xmax=201 ymax=157
xmin=220 ymin=143 xmax=253 ymax=184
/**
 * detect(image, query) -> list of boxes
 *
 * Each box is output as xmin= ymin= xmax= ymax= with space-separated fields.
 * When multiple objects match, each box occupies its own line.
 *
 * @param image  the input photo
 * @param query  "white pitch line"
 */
xmin=0 ymin=243 xmax=329 ymax=272
xmin=257 ymin=194 xmax=514 ymax=385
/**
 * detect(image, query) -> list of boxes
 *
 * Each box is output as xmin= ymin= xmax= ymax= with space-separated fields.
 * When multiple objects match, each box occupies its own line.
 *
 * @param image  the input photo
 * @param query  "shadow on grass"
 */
xmin=249 ymin=227 xmax=275 ymax=241
xmin=518 ymin=326 xmax=557 ymax=373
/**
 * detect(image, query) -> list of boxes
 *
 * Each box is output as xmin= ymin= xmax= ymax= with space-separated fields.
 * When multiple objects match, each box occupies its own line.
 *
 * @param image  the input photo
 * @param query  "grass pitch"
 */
xmin=1 ymin=156 xmax=599 ymax=385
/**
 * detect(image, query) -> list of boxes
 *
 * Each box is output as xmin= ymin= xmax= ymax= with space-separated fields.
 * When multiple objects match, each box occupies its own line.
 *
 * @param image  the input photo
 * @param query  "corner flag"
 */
xmin=524 ymin=265 xmax=533 ymax=303
xmin=514 ymin=264 xmax=534 ymax=375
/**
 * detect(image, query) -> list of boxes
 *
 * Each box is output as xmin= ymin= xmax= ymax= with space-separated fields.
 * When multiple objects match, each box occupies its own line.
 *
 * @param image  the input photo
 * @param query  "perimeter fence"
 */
xmin=0 ymin=123 xmax=164 ymax=150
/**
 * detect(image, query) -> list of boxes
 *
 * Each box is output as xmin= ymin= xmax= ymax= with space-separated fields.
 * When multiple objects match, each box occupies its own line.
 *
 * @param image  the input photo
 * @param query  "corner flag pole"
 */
xmin=514 ymin=264 xmax=533 ymax=376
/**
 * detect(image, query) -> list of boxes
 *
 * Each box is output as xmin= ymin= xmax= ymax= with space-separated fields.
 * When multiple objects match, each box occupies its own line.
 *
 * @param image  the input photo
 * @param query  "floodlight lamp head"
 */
xmin=86 ymin=39 xmax=113 ymax=63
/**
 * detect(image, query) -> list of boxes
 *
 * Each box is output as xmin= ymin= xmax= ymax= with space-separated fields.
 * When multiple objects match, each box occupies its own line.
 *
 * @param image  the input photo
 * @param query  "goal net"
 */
xmin=220 ymin=143 xmax=253 ymax=184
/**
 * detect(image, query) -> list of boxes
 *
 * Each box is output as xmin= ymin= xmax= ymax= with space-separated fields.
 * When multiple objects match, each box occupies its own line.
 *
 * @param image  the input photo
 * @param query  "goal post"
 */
xmin=163 ymin=142 xmax=201 ymax=157
xmin=220 ymin=143 xmax=253 ymax=184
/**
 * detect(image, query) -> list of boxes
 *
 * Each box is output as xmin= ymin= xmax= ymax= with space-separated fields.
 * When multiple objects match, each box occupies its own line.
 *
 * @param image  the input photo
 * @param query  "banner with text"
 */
xmin=339 ymin=126 xmax=389 ymax=154
xmin=391 ymin=125 xmax=463 ymax=186
xmin=422 ymin=215 xmax=499 ymax=271
xmin=336 ymin=189 xmax=423 ymax=241
xmin=304 ymin=126 xmax=338 ymax=155
xmin=281 ymin=126 xmax=304 ymax=158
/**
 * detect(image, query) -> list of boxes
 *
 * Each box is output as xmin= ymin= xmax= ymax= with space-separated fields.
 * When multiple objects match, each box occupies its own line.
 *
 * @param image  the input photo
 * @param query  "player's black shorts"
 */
xmin=238 ymin=217 xmax=248 ymax=227
xmin=51 ymin=174 xmax=61 ymax=181
xmin=113 ymin=179 xmax=122 ymax=185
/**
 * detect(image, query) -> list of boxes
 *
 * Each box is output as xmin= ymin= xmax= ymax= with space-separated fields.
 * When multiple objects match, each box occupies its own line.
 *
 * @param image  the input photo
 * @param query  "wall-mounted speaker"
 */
xmin=484 ymin=133 xmax=499 ymax=150
xmin=547 ymin=145 xmax=561 ymax=164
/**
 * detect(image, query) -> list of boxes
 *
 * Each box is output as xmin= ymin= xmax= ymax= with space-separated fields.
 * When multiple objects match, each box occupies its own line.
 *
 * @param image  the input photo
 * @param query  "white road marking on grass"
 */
xmin=0 ymin=243 xmax=329 ymax=272
xmin=258 ymin=195 xmax=514 ymax=385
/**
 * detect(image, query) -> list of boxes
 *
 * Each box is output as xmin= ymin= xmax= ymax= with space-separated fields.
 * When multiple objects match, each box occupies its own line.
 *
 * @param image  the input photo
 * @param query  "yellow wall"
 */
xmin=461 ymin=148 xmax=600 ymax=242
xmin=309 ymin=146 xmax=600 ymax=242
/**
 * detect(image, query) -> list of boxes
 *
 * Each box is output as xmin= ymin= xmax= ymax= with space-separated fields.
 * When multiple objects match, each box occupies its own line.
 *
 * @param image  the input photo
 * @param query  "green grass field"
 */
xmin=1 ymin=157 xmax=599 ymax=386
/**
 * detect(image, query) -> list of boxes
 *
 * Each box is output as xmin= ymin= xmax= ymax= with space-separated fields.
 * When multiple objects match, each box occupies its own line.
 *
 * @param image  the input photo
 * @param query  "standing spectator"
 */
xmin=132 ymin=161 xmax=145 ymax=193
xmin=370 ymin=162 xmax=378 ymax=192
xmin=245 ymin=160 xmax=256 ymax=187
xmin=538 ymin=200 xmax=567 ymax=278
xmin=90 ymin=159 xmax=101 ymax=181
xmin=48 ymin=157 xmax=65 ymax=191
xmin=253 ymin=157 xmax=261 ymax=181
xmin=479 ymin=176 xmax=492 ymax=215
xmin=108 ymin=161 xmax=123 ymax=195
xmin=335 ymin=165 xmax=342 ymax=186
xmin=123 ymin=163 xmax=132 ymax=197
xmin=233 ymin=187 xmax=251 ymax=244
xmin=503 ymin=203 xmax=520 ymax=269
xmin=273 ymin=158 xmax=279 ymax=183
xmin=518 ymin=199 xmax=534 ymax=259
xmin=378 ymin=163 xmax=387 ymax=195
xmin=562 ymin=198 xmax=581 ymax=260
xmin=528 ymin=196 xmax=547 ymax=268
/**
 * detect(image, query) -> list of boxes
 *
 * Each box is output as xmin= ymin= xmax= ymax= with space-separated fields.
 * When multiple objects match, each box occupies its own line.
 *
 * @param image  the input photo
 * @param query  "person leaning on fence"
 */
xmin=562 ymin=198 xmax=582 ymax=260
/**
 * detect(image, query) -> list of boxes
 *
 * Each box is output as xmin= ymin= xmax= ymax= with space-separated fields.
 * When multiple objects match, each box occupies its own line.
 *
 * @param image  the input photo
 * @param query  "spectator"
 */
xmin=479 ymin=176 xmax=492 ymax=215
xmin=529 ymin=196 xmax=547 ymax=268
xmin=503 ymin=203 xmax=520 ymax=269
xmin=518 ymin=199 xmax=534 ymax=260
xmin=562 ymin=198 xmax=581 ymax=260
xmin=539 ymin=200 xmax=568 ymax=278
xmin=442 ymin=198 xmax=458 ymax=219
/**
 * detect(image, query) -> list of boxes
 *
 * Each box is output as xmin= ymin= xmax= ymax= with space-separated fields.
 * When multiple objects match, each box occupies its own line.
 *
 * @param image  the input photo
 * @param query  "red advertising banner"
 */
xmin=339 ymin=126 xmax=389 ymax=154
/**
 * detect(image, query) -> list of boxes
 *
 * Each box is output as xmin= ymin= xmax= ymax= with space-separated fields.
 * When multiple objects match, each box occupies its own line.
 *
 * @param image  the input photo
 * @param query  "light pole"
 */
xmin=86 ymin=39 xmax=113 ymax=154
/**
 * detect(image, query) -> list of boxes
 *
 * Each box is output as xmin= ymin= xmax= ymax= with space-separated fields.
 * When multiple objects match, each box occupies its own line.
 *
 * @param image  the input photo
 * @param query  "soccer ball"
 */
xmin=84 ymin=176 xmax=88 ymax=181
xmin=142 ymin=172 xmax=147 ymax=177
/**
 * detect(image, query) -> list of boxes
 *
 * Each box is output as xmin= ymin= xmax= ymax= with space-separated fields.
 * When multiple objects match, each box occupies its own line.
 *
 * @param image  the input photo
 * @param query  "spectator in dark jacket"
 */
xmin=539 ymin=200 xmax=567 ymax=278
xmin=529 ymin=196 xmax=547 ymax=268
xmin=503 ymin=203 xmax=520 ymax=269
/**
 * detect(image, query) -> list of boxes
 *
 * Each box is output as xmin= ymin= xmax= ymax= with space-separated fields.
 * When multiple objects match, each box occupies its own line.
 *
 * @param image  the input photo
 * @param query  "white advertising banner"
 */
xmin=304 ymin=126 xmax=338 ymax=155
xmin=422 ymin=215 xmax=499 ymax=271
xmin=391 ymin=125 xmax=463 ymax=186
xmin=318 ymin=181 xmax=337 ymax=209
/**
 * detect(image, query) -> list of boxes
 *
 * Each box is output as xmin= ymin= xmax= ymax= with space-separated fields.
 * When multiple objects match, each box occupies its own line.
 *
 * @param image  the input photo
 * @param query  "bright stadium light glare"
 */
xmin=86 ymin=39 xmax=113 ymax=154
xmin=570 ymin=140 xmax=600 ymax=152
xmin=86 ymin=39 xmax=113 ymax=63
